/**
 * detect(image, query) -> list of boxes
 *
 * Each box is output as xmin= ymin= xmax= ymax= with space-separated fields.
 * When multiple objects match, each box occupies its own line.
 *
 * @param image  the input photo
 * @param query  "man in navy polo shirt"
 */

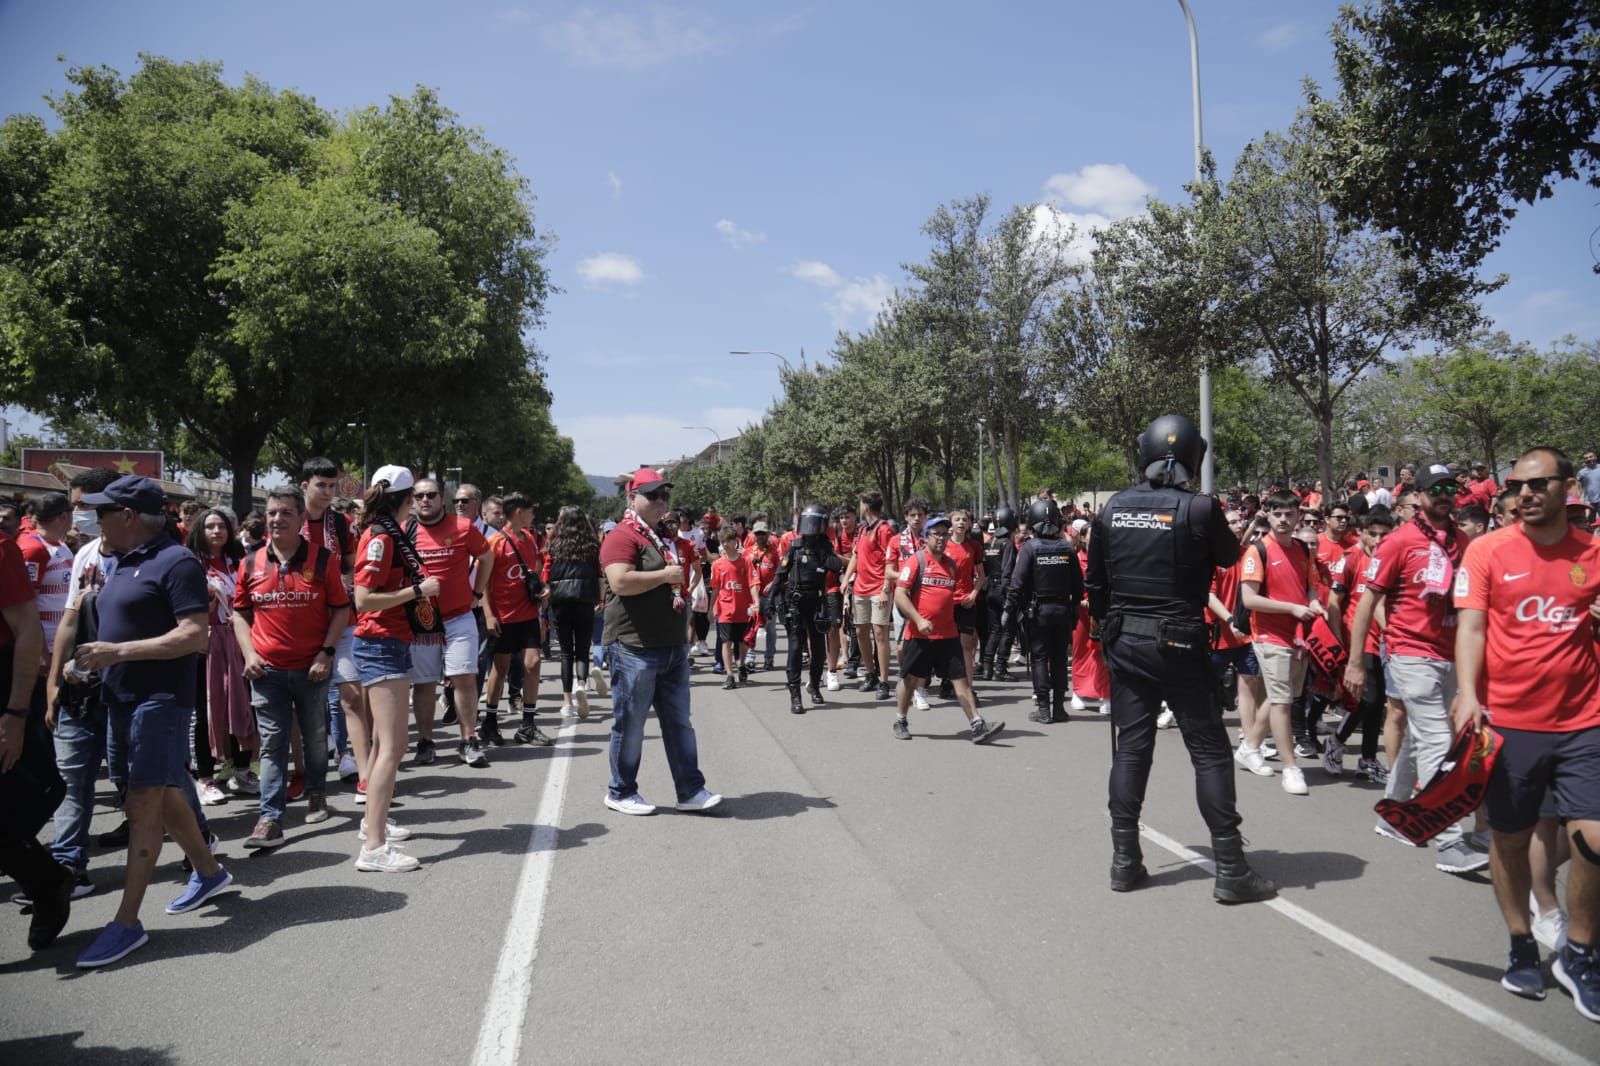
xmin=71 ymin=476 xmax=233 ymax=968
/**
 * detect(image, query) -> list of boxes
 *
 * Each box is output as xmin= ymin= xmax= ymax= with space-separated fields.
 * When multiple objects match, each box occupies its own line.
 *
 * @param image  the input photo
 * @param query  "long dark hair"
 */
xmin=360 ymin=484 xmax=412 ymax=531
xmin=188 ymin=507 xmax=245 ymax=564
xmin=547 ymin=505 xmax=598 ymax=564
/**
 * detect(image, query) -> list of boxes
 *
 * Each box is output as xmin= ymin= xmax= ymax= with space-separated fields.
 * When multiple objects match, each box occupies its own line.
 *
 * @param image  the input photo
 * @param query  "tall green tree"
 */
xmin=1397 ymin=331 xmax=1549 ymax=475
xmin=1313 ymin=1 xmax=1599 ymax=274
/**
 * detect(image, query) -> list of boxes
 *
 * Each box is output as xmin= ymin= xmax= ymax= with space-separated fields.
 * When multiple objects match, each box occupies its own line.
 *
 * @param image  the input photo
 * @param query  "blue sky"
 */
xmin=3 ymin=1 xmax=1595 ymax=478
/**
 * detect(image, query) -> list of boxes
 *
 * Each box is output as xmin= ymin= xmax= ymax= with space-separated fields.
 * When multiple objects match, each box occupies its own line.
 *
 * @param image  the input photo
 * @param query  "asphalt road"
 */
xmin=2 ymin=643 xmax=1597 ymax=1065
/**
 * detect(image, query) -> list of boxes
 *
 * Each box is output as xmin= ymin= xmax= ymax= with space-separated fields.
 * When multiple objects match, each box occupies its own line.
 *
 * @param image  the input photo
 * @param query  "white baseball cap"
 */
xmin=370 ymin=464 xmax=415 ymax=493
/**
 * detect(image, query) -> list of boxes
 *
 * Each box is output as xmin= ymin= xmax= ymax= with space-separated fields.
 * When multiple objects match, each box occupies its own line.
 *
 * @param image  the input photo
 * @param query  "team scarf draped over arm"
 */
xmin=622 ymin=508 xmax=685 ymax=612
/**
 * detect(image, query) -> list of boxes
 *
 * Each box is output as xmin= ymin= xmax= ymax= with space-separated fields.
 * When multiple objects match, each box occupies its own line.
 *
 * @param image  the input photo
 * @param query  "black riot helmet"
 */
xmin=991 ymin=505 xmax=1018 ymax=537
xmin=798 ymin=502 xmax=829 ymax=537
xmin=1026 ymin=498 xmax=1063 ymax=537
xmin=1137 ymin=414 xmax=1207 ymax=488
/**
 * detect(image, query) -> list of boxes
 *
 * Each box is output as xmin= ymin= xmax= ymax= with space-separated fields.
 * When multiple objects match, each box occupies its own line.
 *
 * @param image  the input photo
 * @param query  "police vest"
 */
xmin=982 ymin=538 xmax=1006 ymax=588
xmin=788 ymin=541 xmax=830 ymax=594
xmin=1028 ymin=537 xmax=1079 ymax=604
xmin=1101 ymin=485 xmax=1213 ymax=616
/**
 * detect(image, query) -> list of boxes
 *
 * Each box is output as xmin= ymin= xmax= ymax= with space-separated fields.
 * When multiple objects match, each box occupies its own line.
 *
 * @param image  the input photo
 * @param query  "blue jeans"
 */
xmin=590 ymin=611 xmax=605 ymax=671
xmin=607 ymin=642 xmax=705 ymax=802
xmin=327 ymin=680 xmax=347 ymax=755
xmin=252 ymin=667 xmax=331 ymax=821
xmin=50 ymin=704 xmax=109 ymax=874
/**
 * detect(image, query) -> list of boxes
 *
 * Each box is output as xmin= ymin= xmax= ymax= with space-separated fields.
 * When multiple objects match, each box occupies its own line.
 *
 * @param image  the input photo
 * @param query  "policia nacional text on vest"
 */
xmin=1085 ymin=414 xmax=1277 ymax=905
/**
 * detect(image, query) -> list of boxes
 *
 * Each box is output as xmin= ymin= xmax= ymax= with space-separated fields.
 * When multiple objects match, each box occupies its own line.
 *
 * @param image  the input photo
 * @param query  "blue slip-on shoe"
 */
xmin=76 ymin=920 xmax=148 ymax=968
xmin=165 ymin=865 xmax=234 ymax=915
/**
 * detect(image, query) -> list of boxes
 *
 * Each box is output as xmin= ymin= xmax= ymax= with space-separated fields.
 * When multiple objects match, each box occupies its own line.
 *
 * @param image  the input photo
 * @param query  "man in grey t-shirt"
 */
xmin=1578 ymin=451 xmax=1600 ymax=509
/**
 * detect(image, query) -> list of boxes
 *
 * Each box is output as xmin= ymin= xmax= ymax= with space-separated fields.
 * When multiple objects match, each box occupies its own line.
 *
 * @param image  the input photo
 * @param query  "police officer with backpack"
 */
xmin=1006 ymin=499 xmax=1081 ymax=725
xmin=1086 ymin=414 xmax=1276 ymax=904
xmin=767 ymin=504 xmax=842 ymax=714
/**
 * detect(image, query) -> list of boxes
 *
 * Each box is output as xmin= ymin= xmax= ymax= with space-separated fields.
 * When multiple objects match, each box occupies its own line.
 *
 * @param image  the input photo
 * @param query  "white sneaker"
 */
xmin=605 ymin=793 xmax=657 ymax=816
xmin=357 ymin=819 xmax=411 ymax=842
xmin=1070 ymin=694 xmax=1087 ymax=713
xmin=1010 ymin=650 xmax=1026 ymax=665
xmin=676 ymin=788 xmax=723 ymax=813
xmin=912 ymin=688 xmax=931 ymax=712
xmin=1260 ymin=739 xmax=1280 ymax=761
xmin=1281 ymin=766 xmax=1309 ymax=796
xmin=1233 ymin=744 xmax=1274 ymax=777
xmin=354 ymin=842 xmax=419 ymax=872
xmin=1156 ymin=707 xmax=1176 ymax=730
xmin=198 ymin=780 xmax=228 ymax=805
xmin=575 ymin=688 xmax=590 ymax=720
xmin=561 ymin=702 xmax=580 ymax=720
xmin=1532 ymin=905 xmax=1570 ymax=952
xmin=825 ymin=671 xmax=840 ymax=692
xmin=589 ymin=665 xmax=610 ymax=697
xmin=1375 ymin=819 xmax=1421 ymax=847
xmin=229 ymin=770 xmax=261 ymax=795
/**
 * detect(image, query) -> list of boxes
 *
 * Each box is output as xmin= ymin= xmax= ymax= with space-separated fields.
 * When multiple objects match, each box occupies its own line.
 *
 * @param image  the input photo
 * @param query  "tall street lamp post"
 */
xmin=1176 ymin=0 xmax=1214 ymax=494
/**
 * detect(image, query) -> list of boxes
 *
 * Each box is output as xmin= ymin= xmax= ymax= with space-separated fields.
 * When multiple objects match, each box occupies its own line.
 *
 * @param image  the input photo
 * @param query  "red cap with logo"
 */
xmin=626 ymin=467 xmax=672 ymax=495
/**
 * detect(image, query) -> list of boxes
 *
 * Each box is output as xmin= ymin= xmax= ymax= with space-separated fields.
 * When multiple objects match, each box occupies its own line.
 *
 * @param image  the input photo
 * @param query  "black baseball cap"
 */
xmin=79 ymin=475 xmax=168 ymax=515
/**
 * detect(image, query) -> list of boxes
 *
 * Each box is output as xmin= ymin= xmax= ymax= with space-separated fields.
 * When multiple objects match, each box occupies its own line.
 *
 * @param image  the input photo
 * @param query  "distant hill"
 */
xmin=584 ymin=474 xmax=618 ymax=498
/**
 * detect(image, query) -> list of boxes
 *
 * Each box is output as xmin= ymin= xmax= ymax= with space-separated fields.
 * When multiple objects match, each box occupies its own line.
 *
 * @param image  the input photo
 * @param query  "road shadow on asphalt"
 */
xmin=1428 ymin=954 xmax=1517 ymax=984
xmin=462 ymin=743 xmax=602 ymax=765
xmin=415 ymin=821 xmax=609 ymax=864
xmin=0 ymin=1030 xmax=177 ymax=1064
xmin=720 ymin=791 xmax=838 ymax=820
xmin=1139 ymin=845 xmax=1368 ymax=891
xmin=0 ymin=884 xmax=408 ymax=978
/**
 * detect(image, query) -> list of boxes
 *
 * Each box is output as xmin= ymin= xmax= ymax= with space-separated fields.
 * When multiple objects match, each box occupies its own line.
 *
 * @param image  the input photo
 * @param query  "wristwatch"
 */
xmin=319 ymin=646 xmax=336 ymax=658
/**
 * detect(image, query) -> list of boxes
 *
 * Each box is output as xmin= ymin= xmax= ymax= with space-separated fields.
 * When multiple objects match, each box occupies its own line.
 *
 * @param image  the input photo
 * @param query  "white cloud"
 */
xmin=606 ymin=170 xmax=623 ymax=199
xmin=1256 ymin=21 xmax=1304 ymax=52
xmin=1520 ymin=289 xmax=1569 ymax=313
xmin=576 ymin=252 xmax=644 ymax=287
xmin=715 ymin=218 xmax=766 ymax=250
xmin=1027 ymin=204 xmax=1105 ymax=267
xmin=784 ymin=260 xmax=892 ymax=325
xmin=543 ymin=5 xmax=722 ymax=71
xmin=785 ymin=260 xmax=842 ymax=287
xmin=1042 ymin=163 xmax=1156 ymax=218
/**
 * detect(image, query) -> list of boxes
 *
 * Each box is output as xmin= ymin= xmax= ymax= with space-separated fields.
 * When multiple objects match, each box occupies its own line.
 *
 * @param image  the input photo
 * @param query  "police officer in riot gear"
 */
xmin=1006 ymin=499 xmax=1081 ymax=724
xmin=1086 ymin=414 xmax=1276 ymax=903
xmin=979 ymin=506 xmax=1019 ymax=680
xmin=768 ymin=503 xmax=842 ymax=714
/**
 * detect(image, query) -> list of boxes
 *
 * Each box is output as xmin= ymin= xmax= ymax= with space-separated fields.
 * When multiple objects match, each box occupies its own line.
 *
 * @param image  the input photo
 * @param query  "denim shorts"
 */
xmin=108 ymin=696 xmax=193 ymax=790
xmin=409 ymin=611 xmax=479 ymax=684
xmin=354 ymin=635 xmax=413 ymax=687
xmin=331 ymin=625 xmax=359 ymax=686
xmin=1211 ymin=644 xmax=1260 ymax=677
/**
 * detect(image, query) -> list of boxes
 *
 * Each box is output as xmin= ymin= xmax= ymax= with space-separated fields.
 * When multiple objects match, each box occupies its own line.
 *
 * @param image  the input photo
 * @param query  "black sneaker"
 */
xmin=26 ymin=864 xmax=73 ymax=951
xmin=763 ymin=659 xmax=775 ymax=671
xmin=441 ymin=705 xmax=458 ymax=726
xmin=722 ymin=676 xmax=737 ymax=690
xmin=97 ymin=820 xmax=130 ymax=849
xmin=892 ymin=717 xmax=911 ymax=740
xmin=1028 ymin=706 xmax=1052 ymax=724
xmin=875 ymin=682 xmax=893 ymax=701
xmin=1293 ymin=739 xmax=1320 ymax=760
xmin=414 ymin=737 xmax=437 ymax=766
xmin=514 ymin=722 xmax=555 ymax=746
xmin=971 ymin=719 xmax=1005 ymax=745
xmin=738 ymin=664 xmax=749 ymax=684
xmin=479 ymin=715 xmax=506 ymax=746
xmin=994 ymin=667 xmax=1015 ymax=683
xmin=938 ymin=680 xmax=956 ymax=699
xmin=858 ymin=673 xmax=878 ymax=693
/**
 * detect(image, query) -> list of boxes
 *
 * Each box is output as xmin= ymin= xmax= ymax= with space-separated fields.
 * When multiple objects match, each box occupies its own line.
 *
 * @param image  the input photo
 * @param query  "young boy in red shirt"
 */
xmin=709 ymin=530 xmax=755 ymax=689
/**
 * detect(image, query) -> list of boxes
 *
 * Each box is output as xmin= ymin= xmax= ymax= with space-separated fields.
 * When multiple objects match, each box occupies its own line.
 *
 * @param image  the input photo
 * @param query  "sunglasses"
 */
xmin=1505 ymin=477 xmax=1558 ymax=496
xmin=413 ymin=490 xmax=441 ymax=500
xmin=1424 ymin=483 xmax=1456 ymax=497
xmin=643 ymin=489 xmax=671 ymax=502
xmin=453 ymin=498 xmax=474 ymax=506
xmin=94 ymin=505 xmax=125 ymax=519
xmin=1326 ymin=514 xmax=1350 ymax=522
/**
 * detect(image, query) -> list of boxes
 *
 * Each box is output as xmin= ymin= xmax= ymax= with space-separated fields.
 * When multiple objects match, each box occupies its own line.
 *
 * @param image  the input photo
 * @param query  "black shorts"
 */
xmin=900 ymin=638 xmax=967 ymax=683
xmin=1486 ymin=724 xmax=1600 ymax=833
xmin=954 ymin=604 xmax=978 ymax=635
xmin=717 ymin=621 xmax=749 ymax=644
xmin=826 ymin=592 xmax=843 ymax=629
xmin=492 ymin=619 xmax=538 ymax=655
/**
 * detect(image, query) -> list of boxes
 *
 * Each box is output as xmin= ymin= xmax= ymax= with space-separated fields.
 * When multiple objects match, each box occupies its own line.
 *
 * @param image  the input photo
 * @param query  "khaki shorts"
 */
xmin=852 ymin=593 xmax=892 ymax=627
xmin=1254 ymin=641 xmax=1307 ymax=706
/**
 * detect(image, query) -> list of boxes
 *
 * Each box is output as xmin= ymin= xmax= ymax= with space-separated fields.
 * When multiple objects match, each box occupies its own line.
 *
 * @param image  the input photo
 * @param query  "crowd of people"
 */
xmin=1 ymin=446 xmax=1597 ymax=1026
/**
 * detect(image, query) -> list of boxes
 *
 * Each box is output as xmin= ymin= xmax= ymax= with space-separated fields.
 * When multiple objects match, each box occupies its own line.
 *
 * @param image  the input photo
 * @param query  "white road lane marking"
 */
xmin=471 ymin=719 xmax=579 ymax=1066
xmin=1138 ymin=823 xmax=1592 ymax=1066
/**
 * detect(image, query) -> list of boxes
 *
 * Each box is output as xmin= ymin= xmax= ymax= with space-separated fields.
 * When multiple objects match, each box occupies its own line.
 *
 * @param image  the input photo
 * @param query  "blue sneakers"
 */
xmin=76 ymin=920 xmax=149 ymax=969
xmin=1501 ymin=950 xmax=1545 ymax=1000
xmin=165 ymin=865 xmax=233 ymax=915
xmin=1553 ymin=946 xmax=1600 ymax=1022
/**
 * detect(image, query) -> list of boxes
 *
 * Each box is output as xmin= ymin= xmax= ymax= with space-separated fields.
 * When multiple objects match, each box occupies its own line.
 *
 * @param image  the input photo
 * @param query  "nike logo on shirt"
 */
xmin=1503 ymin=572 xmax=1531 ymax=581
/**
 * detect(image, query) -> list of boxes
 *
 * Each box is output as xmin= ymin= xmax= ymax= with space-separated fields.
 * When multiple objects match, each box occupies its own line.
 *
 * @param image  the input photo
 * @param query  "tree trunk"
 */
xmin=229 ymin=437 xmax=263 ymax=517
xmin=1315 ymin=406 xmax=1335 ymax=501
xmin=1004 ymin=424 xmax=1022 ymax=509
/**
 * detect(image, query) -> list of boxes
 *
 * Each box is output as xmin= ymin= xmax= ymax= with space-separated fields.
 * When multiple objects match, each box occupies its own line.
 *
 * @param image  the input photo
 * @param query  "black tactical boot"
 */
xmin=1110 ymin=827 xmax=1149 ymax=892
xmin=978 ymin=660 xmax=993 ymax=682
xmin=1051 ymin=694 xmax=1069 ymax=723
xmin=788 ymin=686 xmax=805 ymax=714
xmin=806 ymin=683 xmax=824 ymax=707
xmin=1028 ymin=694 xmax=1051 ymax=725
xmin=1211 ymin=834 xmax=1278 ymax=904
xmin=994 ymin=665 xmax=1015 ymax=682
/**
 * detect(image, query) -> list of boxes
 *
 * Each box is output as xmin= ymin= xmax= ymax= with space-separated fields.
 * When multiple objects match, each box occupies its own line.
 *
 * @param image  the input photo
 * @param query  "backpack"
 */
xmin=56 ymin=590 xmax=103 ymax=720
xmin=1231 ymin=537 xmax=1312 ymax=637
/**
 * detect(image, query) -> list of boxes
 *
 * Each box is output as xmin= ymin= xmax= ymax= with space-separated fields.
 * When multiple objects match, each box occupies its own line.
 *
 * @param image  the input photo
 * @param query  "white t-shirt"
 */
xmin=66 ymin=537 xmax=116 ymax=611
xmin=1366 ymin=487 xmax=1393 ymax=510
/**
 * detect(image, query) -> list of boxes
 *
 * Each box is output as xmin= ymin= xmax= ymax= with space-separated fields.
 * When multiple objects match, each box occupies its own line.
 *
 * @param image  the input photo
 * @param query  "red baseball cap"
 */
xmin=626 ymin=467 xmax=672 ymax=495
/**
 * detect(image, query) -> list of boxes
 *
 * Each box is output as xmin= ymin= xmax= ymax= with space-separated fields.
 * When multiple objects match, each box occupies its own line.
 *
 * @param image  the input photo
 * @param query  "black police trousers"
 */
xmin=981 ymin=595 xmax=1013 ymax=666
xmin=1105 ymin=633 xmax=1241 ymax=836
xmin=1028 ymin=605 xmax=1074 ymax=704
xmin=785 ymin=594 xmax=828 ymax=691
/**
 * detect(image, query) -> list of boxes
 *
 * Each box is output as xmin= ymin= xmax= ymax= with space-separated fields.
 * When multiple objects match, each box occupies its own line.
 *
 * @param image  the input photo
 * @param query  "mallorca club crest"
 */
xmin=1572 ymin=563 xmax=1587 ymax=587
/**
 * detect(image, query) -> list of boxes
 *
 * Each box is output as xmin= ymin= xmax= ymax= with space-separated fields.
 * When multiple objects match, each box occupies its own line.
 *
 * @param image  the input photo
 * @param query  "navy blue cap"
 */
xmin=79 ymin=475 xmax=168 ymax=515
xmin=922 ymin=514 xmax=952 ymax=534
